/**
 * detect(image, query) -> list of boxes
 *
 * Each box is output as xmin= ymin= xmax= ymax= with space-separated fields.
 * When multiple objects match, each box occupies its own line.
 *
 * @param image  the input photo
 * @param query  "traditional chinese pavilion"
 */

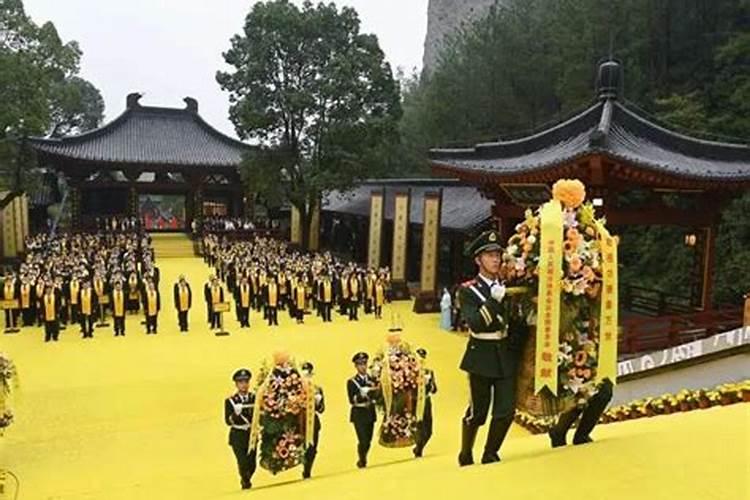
xmin=28 ymin=93 xmax=253 ymax=230
xmin=430 ymin=61 xmax=750 ymax=312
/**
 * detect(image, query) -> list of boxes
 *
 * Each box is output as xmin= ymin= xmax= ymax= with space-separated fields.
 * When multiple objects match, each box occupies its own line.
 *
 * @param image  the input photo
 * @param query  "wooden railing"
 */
xmin=622 ymin=285 xmax=696 ymax=316
xmin=618 ymin=306 xmax=744 ymax=355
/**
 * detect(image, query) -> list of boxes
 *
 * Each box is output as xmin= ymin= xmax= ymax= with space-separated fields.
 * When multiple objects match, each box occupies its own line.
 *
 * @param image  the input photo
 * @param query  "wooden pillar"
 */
xmin=701 ymin=225 xmax=717 ymax=310
xmin=367 ymin=189 xmax=385 ymax=270
xmin=414 ymin=189 xmax=442 ymax=313
xmin=390 ymin=189 xmax=411 ymax=300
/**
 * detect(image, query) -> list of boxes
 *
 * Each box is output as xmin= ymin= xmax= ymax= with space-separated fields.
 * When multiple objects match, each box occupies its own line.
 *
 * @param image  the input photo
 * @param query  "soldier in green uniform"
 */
xmin=457 ymin=230 xmax=528 ymax=466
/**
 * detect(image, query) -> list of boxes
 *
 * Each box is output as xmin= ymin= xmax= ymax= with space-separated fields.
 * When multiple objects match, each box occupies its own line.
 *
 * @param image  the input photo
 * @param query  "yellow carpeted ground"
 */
xmin=1 ymin=257 xmax=748 ymax=500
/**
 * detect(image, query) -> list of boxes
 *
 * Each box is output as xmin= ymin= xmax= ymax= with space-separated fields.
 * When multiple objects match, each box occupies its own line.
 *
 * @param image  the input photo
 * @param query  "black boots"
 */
xmin=550 ymin=380 xmax=613 ymax=447
xmin=573 ymin=381 xmax=613 ymax=444
xmin=356 ymin=444 xmax=368 ymax=468
xmin=458 ymin=422 xmax=479 ymax=466
xmin=549 ymin=407 xmax=582 ymax=448
xmin=481 ymin=416 xmax=513 ymax=464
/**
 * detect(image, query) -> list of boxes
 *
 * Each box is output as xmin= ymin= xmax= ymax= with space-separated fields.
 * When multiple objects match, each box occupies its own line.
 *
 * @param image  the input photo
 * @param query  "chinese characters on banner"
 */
xmin=391 ymin=192 xmax=409 ymax=282
xmin=535 ymin=201 xmax=563 ymax=395
xmin=595 ymin=221 xmax=619 ymax=384
xmin=368 ymin=191 xmax=384 ymax=269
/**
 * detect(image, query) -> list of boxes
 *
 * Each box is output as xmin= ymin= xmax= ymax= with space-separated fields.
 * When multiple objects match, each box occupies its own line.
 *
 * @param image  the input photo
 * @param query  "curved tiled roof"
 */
xmin=430 ymin=98 xmax=750 ymax=183
xmin=28 ymin=96 xmax=254 ymax=167
xmin=323 ymin=180 xmax=492 ymax=231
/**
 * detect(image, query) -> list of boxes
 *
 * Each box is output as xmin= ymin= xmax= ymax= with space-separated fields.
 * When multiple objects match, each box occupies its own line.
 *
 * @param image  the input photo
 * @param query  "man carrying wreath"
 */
xmin=457 ymin=230 xmax=528 ymax=466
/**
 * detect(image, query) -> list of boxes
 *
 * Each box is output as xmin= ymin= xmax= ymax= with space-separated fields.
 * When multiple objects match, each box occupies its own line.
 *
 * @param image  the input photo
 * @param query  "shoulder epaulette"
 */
xmin=460 ymin=279 xmax=477 ymax=288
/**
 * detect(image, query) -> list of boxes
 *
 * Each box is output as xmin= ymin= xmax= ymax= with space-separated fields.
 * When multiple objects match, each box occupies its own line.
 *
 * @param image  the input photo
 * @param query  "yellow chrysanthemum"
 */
xmin=552 ymin=179 xmax=586 ymax=209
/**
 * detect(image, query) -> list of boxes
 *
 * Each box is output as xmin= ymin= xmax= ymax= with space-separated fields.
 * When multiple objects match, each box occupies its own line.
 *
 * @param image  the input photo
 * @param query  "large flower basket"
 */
xmin=369 ymin=334 xmax=426 ymax=448
xmin=249 ymin=353 xmax=315 ymax=474
xmin=505 ymin=180 xmax=619 ymax=418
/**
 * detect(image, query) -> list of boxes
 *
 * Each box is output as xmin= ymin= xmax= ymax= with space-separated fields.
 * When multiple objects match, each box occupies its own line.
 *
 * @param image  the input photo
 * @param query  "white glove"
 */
xmin=490 ymin=283 xmax=506 ymax=302
xmin=314 ymin=393 xmax=323 ymax=404
xmin=359 ymin=387 xmax=370 ymax=397
xmin=233 ymin=403 xmax=243 ymax=415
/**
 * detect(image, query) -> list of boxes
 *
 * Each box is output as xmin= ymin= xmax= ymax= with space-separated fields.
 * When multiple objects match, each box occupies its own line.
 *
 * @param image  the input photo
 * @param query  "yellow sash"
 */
xmin=44 ymin=293 xmax=56 ymax=321
xmin=81 ymin=290 xmax=92 ymax=315
xmin=70 ymin=280 xmax=79 ymax=304
xmin=20 ymin=285 xmax=31 ymax=308
xmin=268 ymin=284 xmax=278 ymax=307
xmin=113 ymin=291 xmax=125 ymax=316
xmin=535 ymin=201 xmax=563 ymax=395
xmin=211 ymin=286 xmax=221 ymax=304
xmin=4 ymin=282 xmax=14 ymax=300
xmin=94 ymin=279 xmax=104 ymax=297
xmin=240 ymin=285 xmax=250 ymax=307
xmin=296 ymin=286 xmax=305 ymax=308
xmin=147 ymin=290 xmax=158 ymax=316
xmin=350 ymin=278 xmax=359 ymax=295
xmin=323 ymin=281 xmax=332 ymax=302
xmin=178 ymin=286 xmax=189 ymax=311
xmin=303 ymin=378 xmax=315 ymax=447
xmin=375 ymin=284 xmax=385 ymax=306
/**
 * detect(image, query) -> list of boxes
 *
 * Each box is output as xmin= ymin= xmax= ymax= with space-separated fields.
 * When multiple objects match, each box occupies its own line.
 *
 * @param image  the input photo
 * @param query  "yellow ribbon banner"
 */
xmin=415 ymin=358 xmax=426 ymax=423
xmin=595 ymin=221 xmax=619 ymax=385
xmin=381 ymin=351 xmax=393 ymax=417
xmin=248 ymin=376 xmax=269 ymax=450
xmin=303 ymin=379 xmax=316 ymax=447
xmin=535 ymin=201 xmax=563 ymax=395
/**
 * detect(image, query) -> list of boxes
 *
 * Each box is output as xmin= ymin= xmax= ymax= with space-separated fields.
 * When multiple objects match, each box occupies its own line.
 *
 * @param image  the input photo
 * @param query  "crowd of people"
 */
xmin=2 ymin=231 xmax=159 ymax=341
xmin=197 ymin=216 xmax=278 ymax=234
xmin=201 ymin=234 xmax=393 ymax=327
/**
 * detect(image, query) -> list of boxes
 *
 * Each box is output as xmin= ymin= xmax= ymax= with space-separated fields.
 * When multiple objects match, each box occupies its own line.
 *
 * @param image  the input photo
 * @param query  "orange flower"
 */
xmin=552 ymin=179 xmax=586 ymax=209
xmin=273 ymin=350 xmax=290 ymax=366
xmin=569 ymin=257 xmax=583 ymax=273
xmin=574 ymin=350 xmax=588 ymax=367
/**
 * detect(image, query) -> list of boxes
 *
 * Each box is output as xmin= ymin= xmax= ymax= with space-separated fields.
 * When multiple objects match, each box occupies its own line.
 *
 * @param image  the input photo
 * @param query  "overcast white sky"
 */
xmin=23 ymin=0 xmax=429 ymax=139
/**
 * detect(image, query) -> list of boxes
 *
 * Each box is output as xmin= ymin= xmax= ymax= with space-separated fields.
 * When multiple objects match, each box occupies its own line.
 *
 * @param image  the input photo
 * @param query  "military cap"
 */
xmin=467 ymin=230 xmax=503 ymax=256
xmin=352 ymin=352 xmax=369 ymax=364
xmin=416 ymin=348 xmax=428 ymax=359
xmin=232 ymin=368 xmax=252 ymax=381
xmin=301 ymin=361 xmax=314 ymax=373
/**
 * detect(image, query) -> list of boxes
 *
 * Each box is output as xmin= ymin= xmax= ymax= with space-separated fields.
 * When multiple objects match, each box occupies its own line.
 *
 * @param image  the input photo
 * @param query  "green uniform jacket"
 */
xmin=459 ymin=277 xmax=528 ymax=379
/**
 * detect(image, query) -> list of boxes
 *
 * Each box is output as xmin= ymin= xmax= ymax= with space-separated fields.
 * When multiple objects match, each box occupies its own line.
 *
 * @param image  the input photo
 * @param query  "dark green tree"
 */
xmin=217 ymin=0 xmax=401 ymax=248
xmin=0 ymin=0 xmax=103 ymax=191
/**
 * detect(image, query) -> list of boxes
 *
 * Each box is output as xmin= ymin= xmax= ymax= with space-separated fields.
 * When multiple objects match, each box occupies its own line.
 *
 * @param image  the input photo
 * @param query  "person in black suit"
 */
xmin=318 ymin=274 xmax=335 ymax=323
xmin=348 ymin=273 xmax=362 ymax=321
xmin=78 ymin=280 xmax=97 ymax=338
xmin=111 ymin=280 xmax=127 ymax=337
xmin=203 ymin=276 xmax=213 ymax=326
xmin=41 ymin=284 xmax=61 ymax=342
xmin=207 ymin=277 xmax=224 ymax=329
xmin=457 ymin=230 xmax=529 ymax=467
xmin=301 ymin=362 xmax=325 ymax=479
xmin=225 ymin=369 xmax=257 ymax=490
xmin=173 ymin=275 xmax=192 ymax=332
xmin=142 ymin=280 xmax=160 ymax=334
xmin=234 ymin=276 xmax=252 ymax=328
xmin=347 ymin=352 xmax=378 ymax=468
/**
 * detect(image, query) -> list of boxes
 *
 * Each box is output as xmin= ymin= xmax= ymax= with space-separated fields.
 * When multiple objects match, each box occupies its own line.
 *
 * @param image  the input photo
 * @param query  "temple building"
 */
xmin=430 ymin=60 xmax=750 ymax=312
xmin=28 ymin=93 xmax=253 ymax=230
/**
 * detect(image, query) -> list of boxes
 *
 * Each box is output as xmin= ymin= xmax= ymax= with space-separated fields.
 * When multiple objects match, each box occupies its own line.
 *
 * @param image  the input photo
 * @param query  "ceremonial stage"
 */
xmin=1 ymin=257 xmax=747 ymax=500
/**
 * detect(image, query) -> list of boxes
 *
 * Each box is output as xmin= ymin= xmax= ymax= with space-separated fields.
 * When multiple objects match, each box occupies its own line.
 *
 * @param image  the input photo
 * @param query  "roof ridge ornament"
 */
xmin=596 ymin=59 xmax=622 ymax=100
xmin=184 ymin=97 xmax=198 ymax=113
xmin=126 ymin=92 xmax=143 ymax=109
